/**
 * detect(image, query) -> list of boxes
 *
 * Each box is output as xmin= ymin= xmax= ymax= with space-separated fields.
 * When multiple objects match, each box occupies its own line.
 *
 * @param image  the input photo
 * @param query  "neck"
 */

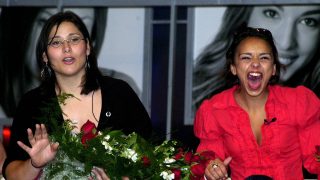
xmin=235 ymin=88 xmax=269 ymax=113
xmin=55 ymin=75 xmax=83 ymax=96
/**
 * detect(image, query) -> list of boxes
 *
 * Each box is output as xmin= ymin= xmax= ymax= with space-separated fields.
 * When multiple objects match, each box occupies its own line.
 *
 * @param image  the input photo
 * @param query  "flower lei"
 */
xmin=38 ymin=93 xmax=215 ymax=179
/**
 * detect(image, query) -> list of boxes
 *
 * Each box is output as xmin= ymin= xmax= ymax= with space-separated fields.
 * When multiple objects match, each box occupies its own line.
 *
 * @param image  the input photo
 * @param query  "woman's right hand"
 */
xmin=17 ymin=124 xmax=59 ymax=168
xmin=204 ymin=156 xmax=232 ymax=180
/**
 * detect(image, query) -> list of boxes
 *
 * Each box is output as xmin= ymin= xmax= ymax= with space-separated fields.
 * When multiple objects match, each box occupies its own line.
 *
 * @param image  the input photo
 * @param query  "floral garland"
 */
xmin=38 ymin=93 xmax=216 ymax=179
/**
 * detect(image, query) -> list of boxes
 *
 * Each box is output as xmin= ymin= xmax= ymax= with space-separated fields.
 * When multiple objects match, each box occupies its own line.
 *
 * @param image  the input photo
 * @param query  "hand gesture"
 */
xmin=205 ymin=156 xmax=232 ymax=180
xmin=89 ymin=167 xmax=130 ymax=180
xmin=89 ymin=167 xmax=110 ymax=180
xmin=17 ymin=124 xmax=59 ymax=168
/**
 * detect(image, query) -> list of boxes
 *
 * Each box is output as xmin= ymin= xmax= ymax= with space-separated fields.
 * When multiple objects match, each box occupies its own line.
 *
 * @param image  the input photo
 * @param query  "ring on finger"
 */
xmin=212 ymin=163 xmax=219 ymax=169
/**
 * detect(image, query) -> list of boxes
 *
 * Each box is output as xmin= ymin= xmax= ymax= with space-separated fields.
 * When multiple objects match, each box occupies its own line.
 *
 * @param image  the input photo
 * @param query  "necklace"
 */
xmin=91 ymin=90 xmax=99 ymax=122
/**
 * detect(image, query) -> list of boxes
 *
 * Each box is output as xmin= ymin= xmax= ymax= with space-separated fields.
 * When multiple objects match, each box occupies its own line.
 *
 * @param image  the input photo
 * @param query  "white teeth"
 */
xmin=249 ymin=72 xmax=261 ymax=77
xmin=64 ymin=57 xmax=73 ymax=61
xmin=279 ymin=57 xmax=291 ymax=66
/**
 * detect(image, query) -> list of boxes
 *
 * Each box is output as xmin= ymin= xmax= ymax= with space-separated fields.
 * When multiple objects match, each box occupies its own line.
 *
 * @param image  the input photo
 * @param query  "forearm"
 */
xmin=5 ymin=159 xmax=42 ymax=180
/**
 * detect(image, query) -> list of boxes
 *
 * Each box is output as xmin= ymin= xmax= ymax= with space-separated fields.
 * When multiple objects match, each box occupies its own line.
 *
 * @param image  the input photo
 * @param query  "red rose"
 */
xmin=184 ymin=151 xmax=193 ymax=164
xmin=174 ymin=151 xmax=184 ymax=160
xmin=172 ymin=168 xmax=181 ymax=180
xmin=190 ymin=163 xmax=205 ymax=177
xmin=81 ymin=120 xmax=98 ymax=145
xmin=191 ymin=154 xmax=201 ymax=163
xmin=142 ymin=156 xmax=151 ymax=167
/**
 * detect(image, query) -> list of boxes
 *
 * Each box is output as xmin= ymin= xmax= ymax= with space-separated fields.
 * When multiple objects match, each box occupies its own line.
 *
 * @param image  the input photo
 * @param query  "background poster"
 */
xmin=187 ymin=5 xmax=320 ymax=125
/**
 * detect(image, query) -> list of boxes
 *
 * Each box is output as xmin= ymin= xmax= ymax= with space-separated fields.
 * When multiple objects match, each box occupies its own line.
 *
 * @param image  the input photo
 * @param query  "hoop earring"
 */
xmin=40 ymin=61 xmax=52 ymax=81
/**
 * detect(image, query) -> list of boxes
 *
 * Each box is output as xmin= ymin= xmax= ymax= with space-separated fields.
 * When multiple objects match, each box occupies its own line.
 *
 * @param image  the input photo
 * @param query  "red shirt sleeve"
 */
xmin=294 ymin=86 xmax=320 ymax=174
xmin=194 ymin=100 xmax=226 ymax=160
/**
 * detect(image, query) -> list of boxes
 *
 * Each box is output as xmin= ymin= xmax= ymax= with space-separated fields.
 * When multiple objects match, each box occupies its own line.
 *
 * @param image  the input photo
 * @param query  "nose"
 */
xmin=251 ymin=58 xmax=260 ymax=68
xmin=63 ymin=40 xmax=71 ymax=53
xmin=273 ymin=21 xmax=297 ymax=50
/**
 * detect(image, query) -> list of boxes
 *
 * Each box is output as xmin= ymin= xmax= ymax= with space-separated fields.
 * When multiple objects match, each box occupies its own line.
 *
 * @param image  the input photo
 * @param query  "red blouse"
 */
xmin=194 ymin=85 xmax=320 ymax=180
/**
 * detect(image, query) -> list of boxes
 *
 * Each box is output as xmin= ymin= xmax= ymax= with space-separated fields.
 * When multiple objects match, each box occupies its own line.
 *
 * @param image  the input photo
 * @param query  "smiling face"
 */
xmin=248 ymin=5 xmax=320 ymax=81
xmin=230 ymin=37 xmax=276 ymax=97
xmin=43 ymin=21 xmax=90 ymax=80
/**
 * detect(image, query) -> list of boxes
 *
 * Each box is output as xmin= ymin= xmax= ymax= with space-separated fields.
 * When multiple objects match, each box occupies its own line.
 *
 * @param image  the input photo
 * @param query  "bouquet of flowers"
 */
xmin=38 ymin=93 xmax=215 ymax=180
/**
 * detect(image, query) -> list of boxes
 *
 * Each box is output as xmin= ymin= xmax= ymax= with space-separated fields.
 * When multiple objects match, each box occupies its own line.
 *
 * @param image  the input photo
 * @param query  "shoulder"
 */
xmin=99 ymin=76 xmax=139 ymax=100
xmin=99 ymin=76 xmax=132 ymax=90
xmin=270 ymin=85 xmax=318 ymax=103
xmin=16 ymin=84 xmax=56 ymax=114
xmin=200 ymin=86 xmax=236 ymax=110
xmin=269 ymin=85 xmax=319 ymax=118
xmin=18 ymin=87 xmax=42 ymax=105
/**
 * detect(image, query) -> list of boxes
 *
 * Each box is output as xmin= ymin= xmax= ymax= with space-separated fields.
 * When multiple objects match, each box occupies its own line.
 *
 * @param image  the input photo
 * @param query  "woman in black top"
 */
xmin=3 ymin=11 xmax=152 ymax=180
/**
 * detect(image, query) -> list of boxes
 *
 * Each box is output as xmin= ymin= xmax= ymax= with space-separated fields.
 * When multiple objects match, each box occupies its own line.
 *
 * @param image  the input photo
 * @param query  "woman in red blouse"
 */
xmin=194 ymin=26 xmax=320 ymax=180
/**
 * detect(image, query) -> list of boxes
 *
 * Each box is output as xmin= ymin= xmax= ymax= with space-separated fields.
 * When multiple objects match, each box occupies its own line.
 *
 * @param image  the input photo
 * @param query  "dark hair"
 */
xmin=36 ymin=11 xmax=102 ymax=94
xmin=192 ymin=7 xmax=254 ymax=109
xmin=224 ymin=26 xmax=281 ymax=87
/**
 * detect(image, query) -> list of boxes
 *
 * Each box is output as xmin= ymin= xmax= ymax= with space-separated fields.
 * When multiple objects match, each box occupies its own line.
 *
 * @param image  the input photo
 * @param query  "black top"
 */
xmin=2 ymin=76 xmax=152 ymax=175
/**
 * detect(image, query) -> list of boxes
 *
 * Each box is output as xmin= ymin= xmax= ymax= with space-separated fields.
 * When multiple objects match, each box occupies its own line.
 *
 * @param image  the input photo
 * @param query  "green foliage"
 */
xmin=39 ymin=93 xmax=205 ymax=179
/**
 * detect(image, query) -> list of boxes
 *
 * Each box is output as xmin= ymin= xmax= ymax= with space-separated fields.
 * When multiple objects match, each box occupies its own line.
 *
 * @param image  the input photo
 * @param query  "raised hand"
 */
xmin=17 ymin=124 xmax=59 ymax=168
xmin=205 ymin=156 xmax=232 ymax=180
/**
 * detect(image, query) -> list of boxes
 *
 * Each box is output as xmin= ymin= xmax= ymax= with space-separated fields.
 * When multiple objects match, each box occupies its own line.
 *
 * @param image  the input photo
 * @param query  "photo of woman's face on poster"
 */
xmin=248 ymin=6 xmax=320 ymax=82
xmin=190 ymin=5 xmax=320 ymax=124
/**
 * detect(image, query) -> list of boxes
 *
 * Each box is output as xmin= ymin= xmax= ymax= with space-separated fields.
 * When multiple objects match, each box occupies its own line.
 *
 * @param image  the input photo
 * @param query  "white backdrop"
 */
xmin=98 ymin=8 xmax=145 ymax=93
xmin=193 ymin=7 xmax=225 ymax=61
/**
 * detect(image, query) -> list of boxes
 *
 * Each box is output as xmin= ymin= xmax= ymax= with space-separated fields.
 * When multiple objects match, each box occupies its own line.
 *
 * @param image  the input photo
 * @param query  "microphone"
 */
xmin=264 ymin=117 xmax=276 ymax=125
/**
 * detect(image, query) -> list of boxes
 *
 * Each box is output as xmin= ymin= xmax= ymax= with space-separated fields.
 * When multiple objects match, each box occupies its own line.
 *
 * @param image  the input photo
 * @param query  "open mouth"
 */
xmin=247 ymin=72 xmax=262 ymax=90
xmin=63 ymin=57 xmax=74 ymax=64
xmin=279 ymin=55 xmax=297 ymax=67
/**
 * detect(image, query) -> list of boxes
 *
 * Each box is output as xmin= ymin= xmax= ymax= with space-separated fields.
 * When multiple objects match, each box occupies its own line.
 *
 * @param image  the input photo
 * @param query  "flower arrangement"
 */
xmin=38 ymin=93 xmax=215 ymax=179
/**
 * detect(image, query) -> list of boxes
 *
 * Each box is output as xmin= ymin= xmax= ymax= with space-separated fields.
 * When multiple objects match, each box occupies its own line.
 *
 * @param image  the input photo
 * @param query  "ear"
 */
xmin=230 ymin=64 xmax=237 ymax=75
xmin=42 ymin=53 xmax=48 ymax=63
xmin=86 ymin=39 xmax=91 ymax=56
xmin=272 ymin=64 xmax=276 ymax=75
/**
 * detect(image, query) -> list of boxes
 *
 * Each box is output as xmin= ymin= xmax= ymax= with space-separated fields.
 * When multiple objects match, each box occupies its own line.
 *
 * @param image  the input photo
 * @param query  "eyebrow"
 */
xmin=268 ymin=5 xmax=320 ymax=16
xmin=302 ymin=9 xmax=320 ymax=16
xmin=239 ymin=52 xmax=272 ymax=56
xmin=273 ymin=5 xmax=320 ymax=16
xmin=271 ymin=5 xmax=284 ymax=11
xmin=50 ymin=33 xmax=81 ymax=39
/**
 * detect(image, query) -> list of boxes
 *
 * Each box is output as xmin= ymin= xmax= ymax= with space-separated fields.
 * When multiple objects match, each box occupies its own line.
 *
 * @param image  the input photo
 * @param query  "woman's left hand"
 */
xmin=89 ymin=167 xmax=130 ymax=180
xmin=90 ymin=167 xmax=110 ymax=180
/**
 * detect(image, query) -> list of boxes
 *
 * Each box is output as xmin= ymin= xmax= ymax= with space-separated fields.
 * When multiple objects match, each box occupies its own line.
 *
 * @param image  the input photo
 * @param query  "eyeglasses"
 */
xmin=48 ymin=35 xmax=84 ymax=48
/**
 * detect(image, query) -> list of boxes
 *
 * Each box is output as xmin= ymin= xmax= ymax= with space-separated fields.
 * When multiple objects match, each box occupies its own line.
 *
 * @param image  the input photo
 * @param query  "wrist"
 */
xmin=30 ymin=159 xmax=46 ymax=169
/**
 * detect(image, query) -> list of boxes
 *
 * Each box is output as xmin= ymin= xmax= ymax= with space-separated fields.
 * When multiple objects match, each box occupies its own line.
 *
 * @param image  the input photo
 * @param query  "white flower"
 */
xmin=103 ymin=135 xmax=111 ymax=141
xmin=102 ymin=141 xmax=113 ymax=152
xmin=164 ymin=158 xmax=176 ymax=164
xmin=160 ymin=171 xmax=175 ymax=180
xmin=170 ymin=147 xmax=175 ymax=152
xmin=121 ymin=148 xmax=138 ymax=162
